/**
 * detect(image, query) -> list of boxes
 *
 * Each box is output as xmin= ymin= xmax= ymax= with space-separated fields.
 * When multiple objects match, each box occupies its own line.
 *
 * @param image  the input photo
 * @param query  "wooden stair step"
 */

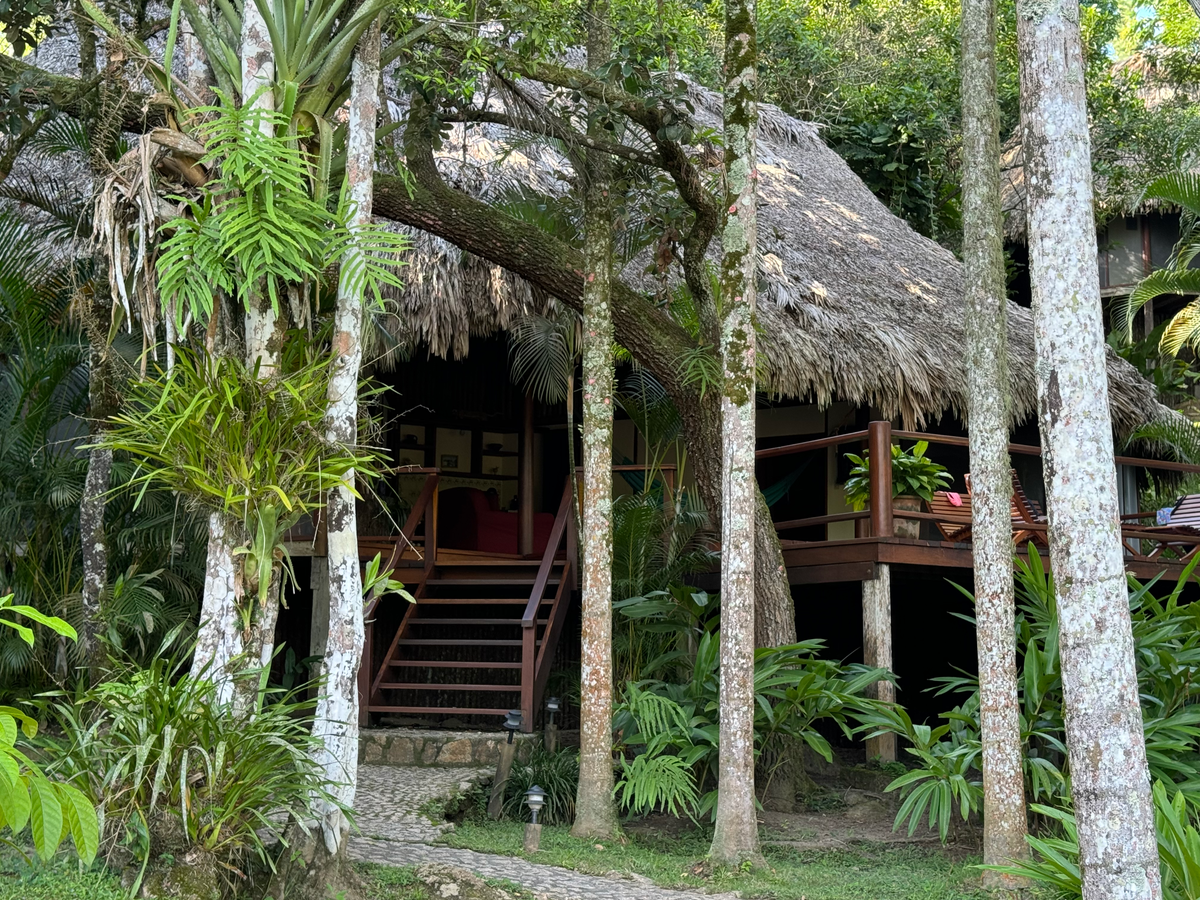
xmin=409 ymin=618 xmax=546 ymax=625
xmin=367 ymin=706 xmax=513 ymax=716
xmin=376 ymin=683 xmax=519 ymax=691
xmin=415 ymin=597 xmax=550 ymax=605
xmin=387 ymin=660 xmax=522 ymax=669
xmin=426 ymin=577 xmax=560 ymax=586
xmin=395 ymin=638 xmax=537 ymax=647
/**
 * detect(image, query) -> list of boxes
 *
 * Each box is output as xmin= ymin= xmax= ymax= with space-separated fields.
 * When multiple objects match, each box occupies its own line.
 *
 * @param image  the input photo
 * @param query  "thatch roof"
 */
xmin=387 ymin=77 xmax=1166 ymax=436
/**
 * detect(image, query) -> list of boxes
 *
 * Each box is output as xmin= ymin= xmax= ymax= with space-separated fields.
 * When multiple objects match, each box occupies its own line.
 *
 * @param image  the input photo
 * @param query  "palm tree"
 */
xmin=1115 ymin=173 xmax=1200 ymax=356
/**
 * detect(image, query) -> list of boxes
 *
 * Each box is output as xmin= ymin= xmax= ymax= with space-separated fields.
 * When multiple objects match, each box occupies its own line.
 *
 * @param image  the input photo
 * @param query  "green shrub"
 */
xmin=41 ymin=642 xmax=343 ymax=887
xmin=613 ymin=632 xmax=890 ymax=819
xmin=0 ymin=594 xmax=98 ymax=865
xmin=500 ymin=747 xmax=578 ymax=826
xmin=861 ymin=549 xmax=1200 ymax=841
xmin=990 ymin=782 xmax=1200 ymax=900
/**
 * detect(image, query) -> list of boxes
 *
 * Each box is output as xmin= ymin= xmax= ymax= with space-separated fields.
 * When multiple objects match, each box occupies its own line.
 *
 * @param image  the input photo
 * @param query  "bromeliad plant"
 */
xmin=843 ymin=440 xmax=952 ymax=510
xmin=612 ymin=632 xmax=890 ymax=820
xmin=103 ymin=350 xmax=385 ymax=615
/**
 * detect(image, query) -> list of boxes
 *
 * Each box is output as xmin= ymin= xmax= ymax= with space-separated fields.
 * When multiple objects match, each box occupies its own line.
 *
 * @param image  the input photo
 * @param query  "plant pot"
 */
xmin=893 ymin=495 xmax=922 ymax=539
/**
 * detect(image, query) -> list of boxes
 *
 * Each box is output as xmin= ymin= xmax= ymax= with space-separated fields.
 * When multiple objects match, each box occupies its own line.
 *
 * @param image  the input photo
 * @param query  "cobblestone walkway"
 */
xmin=349 ymin=765 xmax=717 ymax=900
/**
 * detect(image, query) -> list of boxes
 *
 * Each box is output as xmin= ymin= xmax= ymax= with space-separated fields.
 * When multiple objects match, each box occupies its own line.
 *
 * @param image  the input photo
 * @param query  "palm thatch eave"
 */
xmin=379 ymin=77 xmax=1167 ymax=439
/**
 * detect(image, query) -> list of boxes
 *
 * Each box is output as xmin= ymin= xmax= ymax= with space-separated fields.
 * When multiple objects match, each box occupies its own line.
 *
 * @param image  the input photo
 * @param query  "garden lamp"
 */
xmin=524 ymin=785 xmax=546 ymax=824
xmin=544 ymin=696 xmax=561 ymax=752
xmin=523 ymin=784 xmax=546 ymax=852
xmin=502 ymin=709 xmax=523 ymax=743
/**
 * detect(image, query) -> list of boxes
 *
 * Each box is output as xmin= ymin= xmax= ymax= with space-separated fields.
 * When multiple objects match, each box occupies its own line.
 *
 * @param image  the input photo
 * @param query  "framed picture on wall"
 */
xmin=440 ymin=454 xmax=459 ymax=469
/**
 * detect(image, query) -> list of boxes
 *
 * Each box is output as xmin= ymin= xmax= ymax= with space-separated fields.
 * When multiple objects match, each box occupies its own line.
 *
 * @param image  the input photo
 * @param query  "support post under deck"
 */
xmin=863 ymin=562 xmax=896 ymax=762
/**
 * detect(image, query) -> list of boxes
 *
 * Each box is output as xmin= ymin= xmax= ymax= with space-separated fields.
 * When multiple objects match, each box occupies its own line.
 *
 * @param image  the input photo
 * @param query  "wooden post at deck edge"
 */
xmin=868 ymin=420 xmax=893 ymax=538
xmin=863 ymin=561 xmax=896 ymax=762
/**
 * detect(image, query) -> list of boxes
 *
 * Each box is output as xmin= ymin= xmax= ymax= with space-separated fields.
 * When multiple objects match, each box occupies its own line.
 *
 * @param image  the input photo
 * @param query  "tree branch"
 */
xmin=0 ymin=54 xmax=168 ymax=132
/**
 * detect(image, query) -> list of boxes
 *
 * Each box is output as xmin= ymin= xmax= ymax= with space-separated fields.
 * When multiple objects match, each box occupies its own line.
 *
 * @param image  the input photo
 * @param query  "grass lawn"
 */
xmin=0 ymin=856 xmax=444 ymax=900
xmin=441 ymin=822 xmax=991 ymax=900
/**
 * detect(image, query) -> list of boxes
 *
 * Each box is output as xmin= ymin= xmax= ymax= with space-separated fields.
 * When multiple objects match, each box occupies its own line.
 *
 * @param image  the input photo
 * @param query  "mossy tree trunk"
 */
xmin=195 ymin=0 xmax=284 ymax=704
xmin=710 ymin=0 xmax=762 ymax=867
xmin=961 ymin=0 xmax=1029 ymax=882
xmin=572 ymin=0 xmax=620 ymax=842
xmin=310 ymin=13 xmax=379 ymax=859
xmin=1016 ymin=1 xmax=1161 ymax=896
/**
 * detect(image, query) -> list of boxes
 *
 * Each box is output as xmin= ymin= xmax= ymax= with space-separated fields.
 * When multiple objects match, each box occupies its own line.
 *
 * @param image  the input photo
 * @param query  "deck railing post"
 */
xmin=521 ymin=625 xmax=536 ymax=732
xmin=358 ymin=616 xmax=373 ymax=726
xmin=868 ymin=420 xmax=893 ymax=538
xmin=425 ymin=479 xmax=438 ymax=576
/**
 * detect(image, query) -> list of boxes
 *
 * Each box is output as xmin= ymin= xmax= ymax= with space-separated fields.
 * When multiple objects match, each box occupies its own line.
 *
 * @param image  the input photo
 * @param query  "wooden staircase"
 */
xmin=358 ymin=474 xmax=576 ymax=731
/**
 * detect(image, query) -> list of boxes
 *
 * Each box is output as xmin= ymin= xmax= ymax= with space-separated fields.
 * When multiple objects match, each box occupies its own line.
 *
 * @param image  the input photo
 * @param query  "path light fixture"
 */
xmin=523 ymin=784 xmax=546 ymax=852
xmin=489 ymin=709 xmax=524 ymax=819
xmin=544 ymin=696 xmax=561 ymax=752
xmin=502 ymin=709 xmax=523 ymax=743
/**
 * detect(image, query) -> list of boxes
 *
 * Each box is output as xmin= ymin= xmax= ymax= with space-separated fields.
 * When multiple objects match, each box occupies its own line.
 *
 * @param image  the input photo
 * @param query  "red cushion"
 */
xmin=438 ymin=488 xmax=555 ymax=555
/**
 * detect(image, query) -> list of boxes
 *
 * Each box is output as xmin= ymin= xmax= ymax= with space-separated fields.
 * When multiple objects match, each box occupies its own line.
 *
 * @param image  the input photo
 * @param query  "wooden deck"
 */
xmin=779 ymin=535 xmax=1194 ymax=584
xmin=766 ymin=421 xmax=1200 ymax=588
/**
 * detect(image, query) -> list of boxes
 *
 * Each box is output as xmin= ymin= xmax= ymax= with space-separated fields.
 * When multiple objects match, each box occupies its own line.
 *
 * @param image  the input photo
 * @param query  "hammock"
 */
xmin=617 ymin=456 xmax=811 ymax=507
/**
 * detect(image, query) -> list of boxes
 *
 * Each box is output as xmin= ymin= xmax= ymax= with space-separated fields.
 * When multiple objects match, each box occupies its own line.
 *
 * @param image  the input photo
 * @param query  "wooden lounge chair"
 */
xmin=962 ymin=472 xmax=1049 ymax=547
xmin=1128 ymin=494 xmax=1200 ymax=561
xmin=927 ymin=491 xmax=973 ymax=544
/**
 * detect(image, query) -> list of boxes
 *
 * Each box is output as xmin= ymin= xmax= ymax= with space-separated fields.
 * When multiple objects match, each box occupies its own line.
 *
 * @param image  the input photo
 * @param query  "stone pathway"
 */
xmin=349 ymin=765 xmax=718 ymax=900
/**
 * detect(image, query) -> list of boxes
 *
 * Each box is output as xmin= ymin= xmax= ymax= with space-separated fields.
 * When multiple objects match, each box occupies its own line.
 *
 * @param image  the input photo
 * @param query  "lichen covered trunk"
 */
xmin=310 ymin=16 xmax=380 ymax=855
xmin=221 ymin=2 xmax=283 ymax=682
xmin=961 ymin=0 xmax=1029 ymax=879
xmin=572 ymin=1 xmax=619 ymax=839
xmin=1016 ymin=1 xmax=1161 ymax=896
xmin=710 ymin=0 xmax=761 ymax=866
xmin=240 ymin=0 xmax=283 ymax=375
xmin=78 ymin=443 xmax=111 ymax=678
xmin=194 ymin=511 xmax=245 ymax=706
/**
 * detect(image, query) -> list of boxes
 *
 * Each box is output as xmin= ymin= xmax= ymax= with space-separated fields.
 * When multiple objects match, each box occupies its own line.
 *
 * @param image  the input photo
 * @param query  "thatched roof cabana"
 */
xmin=387 ymin=77 xmax=1166 ymax=437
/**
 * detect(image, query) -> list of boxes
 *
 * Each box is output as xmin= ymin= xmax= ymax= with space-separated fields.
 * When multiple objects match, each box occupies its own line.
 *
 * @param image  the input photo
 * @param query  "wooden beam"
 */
xmin=788 ymin=561 xmax=876 ymax=584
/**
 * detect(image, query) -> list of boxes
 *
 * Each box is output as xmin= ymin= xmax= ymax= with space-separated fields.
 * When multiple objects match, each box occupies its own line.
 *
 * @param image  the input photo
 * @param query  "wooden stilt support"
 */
xmin=489 ymin=740 xmax=517 ymax=819
xmin=863 ymin=561 xmax=896 ymax=762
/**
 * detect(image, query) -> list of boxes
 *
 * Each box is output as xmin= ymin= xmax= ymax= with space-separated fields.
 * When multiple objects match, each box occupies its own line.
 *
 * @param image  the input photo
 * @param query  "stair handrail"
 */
xmin=521 ymin=477 xmax=574 ymax=630
xmin=520 ymin=478 xmax=574 ymax=728
xmin=370 ymin=471 xmax=439 ymax=616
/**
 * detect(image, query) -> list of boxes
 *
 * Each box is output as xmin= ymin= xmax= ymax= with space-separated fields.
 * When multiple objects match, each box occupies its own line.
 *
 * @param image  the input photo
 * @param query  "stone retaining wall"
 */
xmin=358 ymin=728 xmax=542 ymax=767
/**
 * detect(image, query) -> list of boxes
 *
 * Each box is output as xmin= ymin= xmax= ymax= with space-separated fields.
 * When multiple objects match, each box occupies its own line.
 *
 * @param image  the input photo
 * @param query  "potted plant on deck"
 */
xmin=843 ymin=441 xmax=952 ymax=539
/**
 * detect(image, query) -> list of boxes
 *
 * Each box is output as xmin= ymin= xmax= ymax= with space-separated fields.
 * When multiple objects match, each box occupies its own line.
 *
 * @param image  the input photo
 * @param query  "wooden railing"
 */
xmin=761 ymin=421 xmax=1200 ymax=559
xmin=359 ymin=470 xmax=439 ymax=725
xmin=520 ymin=476 xmax=576 ymax=729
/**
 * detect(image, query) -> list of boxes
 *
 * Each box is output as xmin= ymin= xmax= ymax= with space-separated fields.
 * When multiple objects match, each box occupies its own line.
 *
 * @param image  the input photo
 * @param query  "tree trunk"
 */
xmin=309 ymin=14 xmax=379 ymax=857
xmin=571 ymin=0 xmax=619 ymax=841
xmin=221 ymin=0 xmax=284 ymax=682
xmin=710 ymin=0 xmax=761 ymax=866
xmin=78 ymin=444 xmax=111 ymax=678
xmin=194 ymin=511 xmax=245 ymax=706
xmin=961 ymin=0 xmax=1029 ymax=881
xmin=1016 ymin=2 xmax=1161 ymax=897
